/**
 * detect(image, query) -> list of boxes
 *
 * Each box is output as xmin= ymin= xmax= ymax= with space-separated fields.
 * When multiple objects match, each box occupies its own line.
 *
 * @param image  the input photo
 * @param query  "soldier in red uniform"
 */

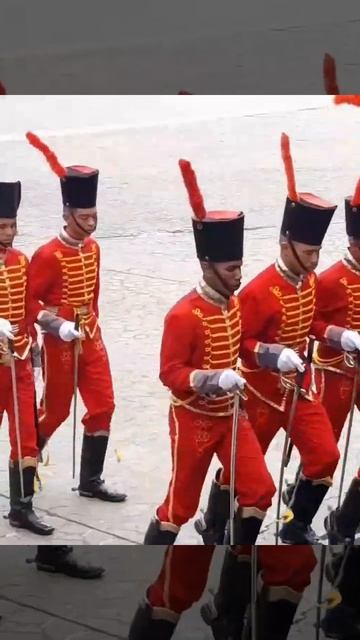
xmin=128 ymin=544 xmax=317 ymax=639
xmin=143 ymin=158 xmax=276 ymax=545
xmin=197 ymin=133 xmax=360 ymax=545
xmin=25 ymin=133 xmax=126 ymax=503
xmin=284 ymin=174 xmax=360 ymax=545
xmin=0 ymin=180 xmax=54 ymax=535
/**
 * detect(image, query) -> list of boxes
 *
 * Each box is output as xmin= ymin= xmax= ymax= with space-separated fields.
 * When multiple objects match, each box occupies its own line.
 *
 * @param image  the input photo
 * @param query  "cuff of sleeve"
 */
xmin=190 ymin=370 xmax=223 ymax=394
xmin=255 ymin=343 xmax=284 ymax=369
xmin=37 ymin=311 xmax=64 ymax=337
xmin=324 ymin=325 xmax=345 ymax=350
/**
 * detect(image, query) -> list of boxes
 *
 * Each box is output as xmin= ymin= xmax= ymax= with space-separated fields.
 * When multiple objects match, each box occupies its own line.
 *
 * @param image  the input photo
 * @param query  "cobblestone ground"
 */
xmin=0 ymin=545 xmax=343 ymax=639
xmin=0 ymin=98 xmax=359 ymax=545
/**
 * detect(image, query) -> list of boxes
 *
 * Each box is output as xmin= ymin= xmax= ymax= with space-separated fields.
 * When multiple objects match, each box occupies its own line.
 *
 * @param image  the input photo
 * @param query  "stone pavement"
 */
xmin=0 ymin=545 xmax=342 ymax=639
xmin=0 ymin=99 xmax=360 ymax=545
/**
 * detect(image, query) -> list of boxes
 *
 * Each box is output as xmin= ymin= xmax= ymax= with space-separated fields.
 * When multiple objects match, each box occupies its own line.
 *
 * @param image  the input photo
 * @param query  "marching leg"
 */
xmin=201 ymin=547 xmax=252 ymax=638
xmin=321 ymin=547 xmax=360 ymax=639
xmin=78 ymin=433 xmax=127 ymax=502
xmin=325 ymin=474 xmax=360 ymax=544
xmin=194 ymin=468 xmax=230 ymax=545
xmin=280 ymin=478 xmax=331 ymax=544
xmin=129 ymin=546 xmax=213 ymax=639
xmin=8 ymin=463 xmax=54 ymax=535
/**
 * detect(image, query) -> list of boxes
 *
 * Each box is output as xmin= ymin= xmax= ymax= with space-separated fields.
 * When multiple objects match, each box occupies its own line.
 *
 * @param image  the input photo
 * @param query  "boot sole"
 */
xmin=78 ymin=490 xmax=127 ymax=502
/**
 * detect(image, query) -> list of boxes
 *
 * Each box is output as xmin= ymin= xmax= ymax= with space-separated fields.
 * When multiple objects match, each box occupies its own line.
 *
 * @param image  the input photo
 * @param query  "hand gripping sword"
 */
xmin=8 ymin=340 xmax=24 ymax=499
xmin=274 ymin=339 xmax=315 ymax=545
xmin=337 ymin=350 xmax=360 ymax=507
xmin=72 ymin=314 xmax=81 ymax=480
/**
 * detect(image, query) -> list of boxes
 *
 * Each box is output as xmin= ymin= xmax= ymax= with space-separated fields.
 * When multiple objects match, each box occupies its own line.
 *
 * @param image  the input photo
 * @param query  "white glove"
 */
xmin=277 ymin=348 xmax=305 ymax=373
xmin=219 ymin=369 xmax=246 ymax=392
xmin=341 ymin=329 xmax=360 ymax=352
xmin=0 ymin=318 xmax=14 ymax=340
xmin=59 ymin=321 xmax=82 ymax=342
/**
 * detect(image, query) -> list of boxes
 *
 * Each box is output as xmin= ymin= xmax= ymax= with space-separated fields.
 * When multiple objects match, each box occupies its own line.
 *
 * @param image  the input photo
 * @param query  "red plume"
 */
xmin=25 ymin=131 xmax=66 ymax=178
xmin=351 ymin=178 xmax=360 ymax=206
xmin=0 ymin=82 xmax=6 ymax=95
xmin=323 ymin=54 xmax=340 ymax=95
xmin=280 ymin=133 xmax=298 ymax=202
xmin=334 ymin=95 xmax=360 ymax=107
xmin=178 ymin=159 xmax=207 ymax=220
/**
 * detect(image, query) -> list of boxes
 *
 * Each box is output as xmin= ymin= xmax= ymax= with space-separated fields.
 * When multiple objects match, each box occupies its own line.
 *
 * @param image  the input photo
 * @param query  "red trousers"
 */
xmin=245 ymin=388 xmax=340 ymax=480
xmin=147 ymin=545 xmax=317 ymax=615
xmin=157 ymin=405 xmax=276 ymax=527
xmin=0 ymin=358 xmax=38 ymax=461
xmin=316 ymin=368 xmax=360 ymax=442
xmin=38 ymin=327 xmax=115 ymax=439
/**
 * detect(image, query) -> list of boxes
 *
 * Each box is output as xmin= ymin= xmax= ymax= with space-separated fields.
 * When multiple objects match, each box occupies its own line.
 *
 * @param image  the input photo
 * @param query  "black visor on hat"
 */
xmin=61 ymin=166 xmax=99 ymax=209
xmin=192 ymin=213 xmax=244 ymax=262
xmin=281 ymin=196 xmax=336 ymax=245
xmin=0 ymin=181 xmax=21 ymax=219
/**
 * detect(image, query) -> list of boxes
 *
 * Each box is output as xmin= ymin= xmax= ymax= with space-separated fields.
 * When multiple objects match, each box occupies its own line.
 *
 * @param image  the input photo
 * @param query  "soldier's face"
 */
xmin=204 ymin=260 xmax=243 ymax=295
xmin=283 ymin=241 xmax=321 ymax=274
xmin=0 ymin=218 xmax=17 ymax=248
xmin=65 ymin=208 xmax=97 ymax=238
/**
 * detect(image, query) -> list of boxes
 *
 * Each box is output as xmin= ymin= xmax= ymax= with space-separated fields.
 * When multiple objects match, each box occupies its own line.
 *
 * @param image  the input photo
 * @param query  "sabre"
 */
xmin=337 ymin=350 xmax=360 ymax=508
xmin=284 ymin=338 xmax=315 ymax=468
xmin=8 ymin=340 xmax=24 ymax=499
xmin=250 ymin=545 xmax=258 ymax=640
xmin=229 ymin=390 xmax=241 ymax=546
xmin=72 ymin=314 xmax=80 ymax=480
xmin=315 ymin=545 xmax=327 ymax=640
xmin=275 ymin=366 xmax=306 ymax=545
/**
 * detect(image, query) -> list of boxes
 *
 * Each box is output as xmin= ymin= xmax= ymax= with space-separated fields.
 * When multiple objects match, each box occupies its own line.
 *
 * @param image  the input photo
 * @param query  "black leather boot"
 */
xmin=143 ymin=518 xmax=178 ymax=545
xmin=324 ymin=477 xmax=360 ymax=544
xmin=194 ymin=468 xmax=230 ymax=544
xmin=280 ymin=479 xmax=329 ymax=544
xmin=201 ymin=547 xmax=252 ymax=638
xmin=224 ymin=507 xmax=263 ymax=544
xmin=322 ymin=547 xmax=360 ymax=638
xmin=8 ymin=463 xmax=54 ymax=535
xmin=128 ymin=600 xmax=177 ymax=639
xmin=34 ymin=546 xmax=105 ymax=579
xmin=255 ymin=587 xmax=299 ymax=640
xmin=282 ymin=464 xmax=302 ymax=507
xmin=78 ymin=434 xmax=127 ymax=502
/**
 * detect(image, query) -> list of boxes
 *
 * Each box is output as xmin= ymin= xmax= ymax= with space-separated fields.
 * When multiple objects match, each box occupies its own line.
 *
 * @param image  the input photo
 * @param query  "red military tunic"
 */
xmin=26 ymin=230 xmax=115 ymax=439
xmin=146 ymin=545 xmax=316 ymax=618
xmin=314 ymin=251 xmax=360 ymax=440
xmin=156 ymin=280 xmax=275 ymax=529
xmin=0 ymin=248 xmax=38 ymax=462
xmin=240 ymin=260 xmax=340 ymax=481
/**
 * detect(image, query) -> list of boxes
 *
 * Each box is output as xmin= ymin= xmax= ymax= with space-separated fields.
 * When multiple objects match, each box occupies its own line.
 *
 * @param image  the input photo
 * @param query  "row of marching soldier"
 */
xmin=0 ymin=132 xmax=127 ymax=538
xmin=0 ymin=106 xmax=359 ymax=549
